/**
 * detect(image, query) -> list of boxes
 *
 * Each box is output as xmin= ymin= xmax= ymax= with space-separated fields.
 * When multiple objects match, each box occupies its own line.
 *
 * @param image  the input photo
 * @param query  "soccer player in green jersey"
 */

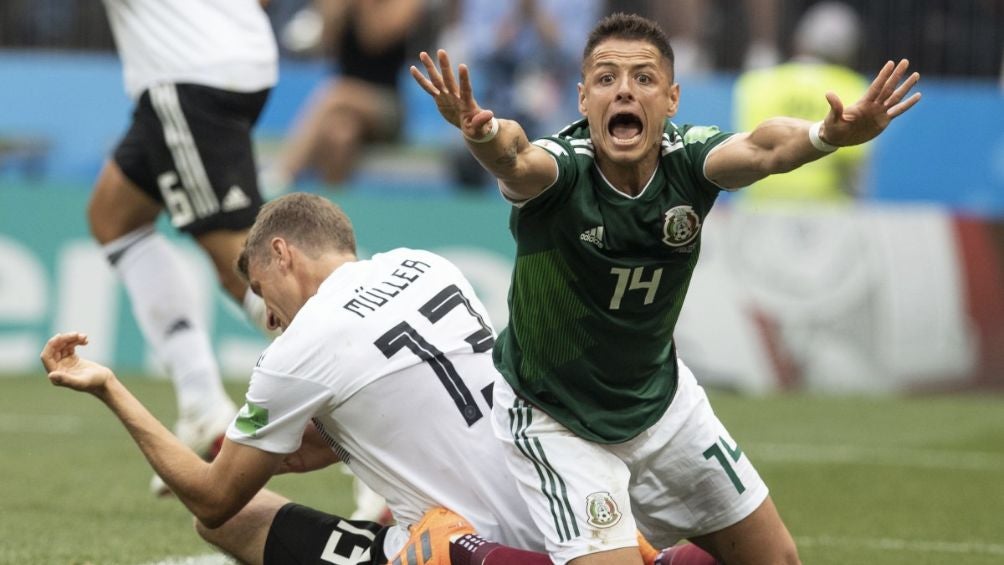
xmin=412 ymin=12 xmax=920 ymax=565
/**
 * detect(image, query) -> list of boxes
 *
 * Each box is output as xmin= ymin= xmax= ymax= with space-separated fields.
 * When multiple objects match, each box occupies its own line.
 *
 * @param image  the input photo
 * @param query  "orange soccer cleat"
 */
xmin=637 ymin=531 xmax=661 ymax=565
xmin=386 ymin=507 xmax=476 ymax=565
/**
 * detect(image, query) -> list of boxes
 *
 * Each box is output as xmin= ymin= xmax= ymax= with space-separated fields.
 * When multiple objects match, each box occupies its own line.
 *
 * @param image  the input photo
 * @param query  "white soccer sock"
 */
xmin=242 ymin=287 xmax=281 ymax=339
xmin=104 ymin=226 xmax=229 ymax=420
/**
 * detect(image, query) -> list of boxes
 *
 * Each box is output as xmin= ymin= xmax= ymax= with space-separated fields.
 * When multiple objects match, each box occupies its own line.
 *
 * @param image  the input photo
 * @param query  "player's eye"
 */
xmin=599 ymin=74 xmax=615 ymax=85
xmin=637 ymin=74 xmax=652 ymax=84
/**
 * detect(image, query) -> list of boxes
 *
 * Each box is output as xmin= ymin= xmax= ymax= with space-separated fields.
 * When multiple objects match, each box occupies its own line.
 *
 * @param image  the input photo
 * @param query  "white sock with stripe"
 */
xmin=242 ymin=287 xmax=280 ymax=338
xmin=104 ymin=226 xmax=228 ymax=421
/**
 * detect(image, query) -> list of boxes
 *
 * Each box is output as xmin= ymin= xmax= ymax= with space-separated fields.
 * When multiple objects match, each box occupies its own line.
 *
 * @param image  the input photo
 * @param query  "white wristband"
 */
xmin=809 ymin=121 xmax=838 ymax=153
xmin=464 ymin=117 xmax=499 ymax=144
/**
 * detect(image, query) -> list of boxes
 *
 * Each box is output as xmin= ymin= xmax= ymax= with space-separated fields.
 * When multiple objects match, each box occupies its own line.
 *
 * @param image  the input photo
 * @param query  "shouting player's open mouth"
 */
xmin=608 ymin=112 xmax=644 ymax=146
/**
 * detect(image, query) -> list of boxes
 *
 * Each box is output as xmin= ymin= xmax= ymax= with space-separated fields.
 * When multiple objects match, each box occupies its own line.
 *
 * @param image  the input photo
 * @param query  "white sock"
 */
xmin=104 ymin=226 xmax=229 ymax=420
xmin=242 ymin=287 xmax=281 ymax=339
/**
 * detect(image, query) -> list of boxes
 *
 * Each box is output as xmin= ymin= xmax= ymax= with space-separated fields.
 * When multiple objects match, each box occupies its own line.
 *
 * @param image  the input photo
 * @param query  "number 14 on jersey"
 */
xmin=609 ymin=266 xmax=663 ymax=310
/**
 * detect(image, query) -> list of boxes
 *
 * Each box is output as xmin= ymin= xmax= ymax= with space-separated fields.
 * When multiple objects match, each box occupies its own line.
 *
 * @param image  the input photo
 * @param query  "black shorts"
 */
xmin=113 ymin=83 xmax=270 ymax=236
xmin=264 ymin=503 xmax=389 ymax=565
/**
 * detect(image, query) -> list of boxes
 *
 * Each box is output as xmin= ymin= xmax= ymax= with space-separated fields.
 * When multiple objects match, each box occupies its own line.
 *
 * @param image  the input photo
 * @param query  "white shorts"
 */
xmin=491 ymin=358 xmax=768 ymax=564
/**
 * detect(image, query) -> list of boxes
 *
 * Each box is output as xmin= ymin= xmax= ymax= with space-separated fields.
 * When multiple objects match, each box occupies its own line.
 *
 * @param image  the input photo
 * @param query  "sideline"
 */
xmin=0 ymin=414 xmax=82 ymax=434
xmin=750 ymin=442 xmax=1004 ymax=472
xmin=139 ymin=555 xmax=234 ymax=565
xmin=798 ymin=535 xmax=1004 ymax=557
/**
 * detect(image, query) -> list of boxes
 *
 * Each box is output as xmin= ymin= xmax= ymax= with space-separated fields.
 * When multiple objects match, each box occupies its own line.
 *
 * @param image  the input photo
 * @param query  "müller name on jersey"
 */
xmin=342 ymin=257 xmax=432 ymax=318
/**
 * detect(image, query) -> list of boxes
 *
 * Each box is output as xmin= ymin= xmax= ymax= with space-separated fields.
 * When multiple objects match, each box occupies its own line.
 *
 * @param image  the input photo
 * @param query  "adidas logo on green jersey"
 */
xmin=580 ymin=226 xmax=605 ymax=248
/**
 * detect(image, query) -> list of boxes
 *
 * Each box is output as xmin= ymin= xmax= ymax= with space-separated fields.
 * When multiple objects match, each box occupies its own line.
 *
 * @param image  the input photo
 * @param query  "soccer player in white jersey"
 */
xmin=43 ymin=194 xmax=556 ymax=564
xmin=44 ymin=194 xmax=709 ymax=565
xmin=88 ymin=0 xmax=278 ymax=493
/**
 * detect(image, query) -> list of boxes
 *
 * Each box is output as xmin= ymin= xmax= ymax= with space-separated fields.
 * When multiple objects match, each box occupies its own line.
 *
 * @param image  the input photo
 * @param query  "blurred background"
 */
xmin=1 ymin=0 xmax=1003 ymax=394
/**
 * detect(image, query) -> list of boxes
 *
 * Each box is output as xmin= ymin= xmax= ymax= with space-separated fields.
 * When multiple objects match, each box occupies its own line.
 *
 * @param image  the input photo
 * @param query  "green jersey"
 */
xmin=493 ymin=118 xmax=733 ymax=443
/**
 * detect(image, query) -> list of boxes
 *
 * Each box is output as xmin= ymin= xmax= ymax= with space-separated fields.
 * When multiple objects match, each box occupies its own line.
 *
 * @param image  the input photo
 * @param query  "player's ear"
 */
xmin=666 ymin=83 xmax=680 ymax=118
xmin=270 ymin=237 xmax=290 ymax=270
xmin=578 ymin=82 xmax=587 ymax=116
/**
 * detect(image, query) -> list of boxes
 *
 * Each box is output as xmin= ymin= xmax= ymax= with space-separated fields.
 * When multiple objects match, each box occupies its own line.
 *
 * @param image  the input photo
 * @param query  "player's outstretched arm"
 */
xmin=40 ymin=333 xmax=281 ymax=528
xmin=410 ymin=49 xmax=557 ymax=200
xmin=707 ymin=59 xmax=920 ymax=189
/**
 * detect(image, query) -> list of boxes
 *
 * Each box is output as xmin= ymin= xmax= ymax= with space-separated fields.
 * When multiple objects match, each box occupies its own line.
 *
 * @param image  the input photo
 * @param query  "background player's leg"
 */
xmin=88 ymin=159 xmax=162 ymax=243
xmin=194 ymin=228 xmax=253 ymax=305
xmin=194 ymin=228 xmax=276 ymax=336
xmin=88 ymin=160 xmax=234 ymax=485
xmin=346 ymin=467 xmax=392 ymax=525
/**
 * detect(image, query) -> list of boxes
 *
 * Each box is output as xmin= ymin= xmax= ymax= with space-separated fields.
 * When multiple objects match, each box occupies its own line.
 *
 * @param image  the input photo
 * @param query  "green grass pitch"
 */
xmin=2 ymin=375 xmax=1002 ymax=564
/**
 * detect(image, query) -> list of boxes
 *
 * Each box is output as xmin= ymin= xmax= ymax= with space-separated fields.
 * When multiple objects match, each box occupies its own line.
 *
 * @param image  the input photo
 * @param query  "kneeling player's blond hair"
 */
xmin=237 ymin=193 xmax=357 ymax=281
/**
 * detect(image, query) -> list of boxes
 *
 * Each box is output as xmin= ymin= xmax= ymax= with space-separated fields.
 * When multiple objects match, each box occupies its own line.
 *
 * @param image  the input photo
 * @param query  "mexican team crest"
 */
xmin=662 ymin=205 xmax=701 ymax=247
xmin=585 ymin=492 xmax=622 ymax=529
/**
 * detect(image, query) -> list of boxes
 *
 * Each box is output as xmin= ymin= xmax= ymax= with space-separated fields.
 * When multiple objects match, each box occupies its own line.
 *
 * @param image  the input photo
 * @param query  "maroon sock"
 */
xmin=656 ymin=544 xmax=719 ymax=565
xmin=449 ymin=534 xmax=553 ymax=565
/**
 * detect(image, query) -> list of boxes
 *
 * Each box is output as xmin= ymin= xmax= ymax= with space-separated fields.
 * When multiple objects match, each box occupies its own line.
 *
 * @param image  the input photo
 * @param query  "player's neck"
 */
xmin=596 ymin=154 xmax=659 ymax=197
xmin=302 ymin=252 xmax=357 ymax=296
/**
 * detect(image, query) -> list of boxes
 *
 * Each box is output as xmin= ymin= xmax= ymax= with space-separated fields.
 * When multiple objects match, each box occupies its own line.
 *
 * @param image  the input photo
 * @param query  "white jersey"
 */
xmin=228 ymin=248 xmax=543 ymax=555
xmin=102 ymin=0 xmax=278 ymax=99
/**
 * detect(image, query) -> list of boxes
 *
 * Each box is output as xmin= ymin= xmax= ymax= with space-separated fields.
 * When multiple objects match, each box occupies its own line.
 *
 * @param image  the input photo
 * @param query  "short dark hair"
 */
xmin=237 ymin=193 xmax=357 ymax=281
xmin=582 ymin=13 xmax=675 ymax=75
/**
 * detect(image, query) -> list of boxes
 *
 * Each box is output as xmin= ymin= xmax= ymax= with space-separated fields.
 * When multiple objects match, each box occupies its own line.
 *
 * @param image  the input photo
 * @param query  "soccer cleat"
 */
xmin=637 ymin=531 xmax=661 ymax=565
xmin=150 ymin=398 xmax=237 ymax=496
xmin=385 ymin=507 xmax=475 ymax=565
xmin=651 ymin=543 xmax=719 ymax=565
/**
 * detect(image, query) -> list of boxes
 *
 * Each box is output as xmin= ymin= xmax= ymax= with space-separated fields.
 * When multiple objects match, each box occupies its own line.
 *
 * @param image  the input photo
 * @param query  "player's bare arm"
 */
xmin=707 ymin=58 xmax=921 ymax=189
xmin=41 ymin=333 xmax=282 ymax=528
xmin=410 ymin=49 xmax=557 ymax=200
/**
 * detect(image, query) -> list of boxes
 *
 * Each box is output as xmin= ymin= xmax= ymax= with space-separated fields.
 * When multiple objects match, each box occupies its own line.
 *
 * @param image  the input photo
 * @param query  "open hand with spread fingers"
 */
xmin=40 ymin=332 xmax=115 ymax=395
xmin=819 ymin=59 xmax=921 ymax=148
xmin=410 ymin=49 xmax=496 ymax=141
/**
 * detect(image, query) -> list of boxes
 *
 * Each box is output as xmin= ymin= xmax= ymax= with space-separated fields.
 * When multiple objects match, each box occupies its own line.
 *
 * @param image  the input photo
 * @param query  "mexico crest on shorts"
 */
xmin=662 ymin=205 xmax=701 ymax=247
xmin=585 ymin=492 xmax=622 ymax=529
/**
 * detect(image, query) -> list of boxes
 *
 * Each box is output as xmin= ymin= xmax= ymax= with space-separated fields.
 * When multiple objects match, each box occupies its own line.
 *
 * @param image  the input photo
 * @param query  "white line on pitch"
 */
xmin=138 ymin=554 xmax=234 ymax=565
xmin=750 ymin=442 xmax=1004 ymax=471
xmin=0 ymin=414 xmax=82 ymax=434
xmin=798 ymin=535 xmax=1004 ymax=556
